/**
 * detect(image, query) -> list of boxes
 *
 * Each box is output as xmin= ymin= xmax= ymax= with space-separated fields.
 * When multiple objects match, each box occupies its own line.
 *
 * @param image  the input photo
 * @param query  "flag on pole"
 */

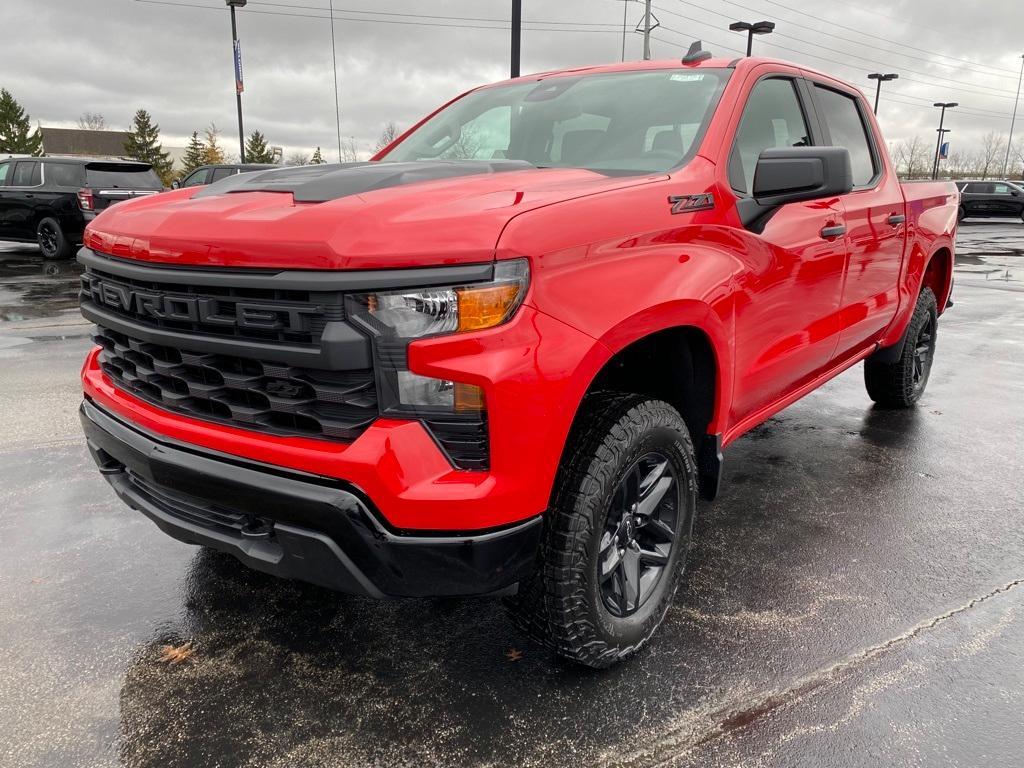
xmin=234 ymin=39 xmax=244 ymax=94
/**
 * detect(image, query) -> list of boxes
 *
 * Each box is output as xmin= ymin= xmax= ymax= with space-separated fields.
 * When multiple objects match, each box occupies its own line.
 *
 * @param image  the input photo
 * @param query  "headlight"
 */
xmin=347 ymin=258 xmax=529 ymax=340
xmin=345 ymin=259 xmax=530 ymax=470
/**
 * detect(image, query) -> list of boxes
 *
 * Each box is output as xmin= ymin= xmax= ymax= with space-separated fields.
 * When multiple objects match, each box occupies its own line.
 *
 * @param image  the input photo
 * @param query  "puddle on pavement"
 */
xmin=0 ymin=248 xmax=84 ymax=322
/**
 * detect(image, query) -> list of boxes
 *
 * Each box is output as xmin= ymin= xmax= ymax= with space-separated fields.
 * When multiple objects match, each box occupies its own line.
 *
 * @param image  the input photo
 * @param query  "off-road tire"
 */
xmin=37 ymin=217 xmax=73 ymax=260
xmin=509 ymin=393 xmax=698 ymax=668
xmin=864 ymin=287 xmax=938 ymax=407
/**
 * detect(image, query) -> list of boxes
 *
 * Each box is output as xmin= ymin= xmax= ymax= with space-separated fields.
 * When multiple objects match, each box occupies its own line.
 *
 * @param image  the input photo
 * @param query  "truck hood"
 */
xmin=85 ymin=161 xmax=660 ymax=270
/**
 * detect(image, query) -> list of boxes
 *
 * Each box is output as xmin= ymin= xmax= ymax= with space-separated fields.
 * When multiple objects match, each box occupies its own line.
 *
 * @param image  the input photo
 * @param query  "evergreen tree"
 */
xmin=123 ymin=109 xmax=173 ymax=185
xmin=0 ymin=88 xmax=43 ymax=155
xmin=202 ymin=123 xmax=226 ymax=165
xmin=180 ymin=131 xmax=206 ymax=175
xmin=310 ymin=146 xmax=324 ymax=165
xmin=244 ymin=130 xmax=275 ymax=163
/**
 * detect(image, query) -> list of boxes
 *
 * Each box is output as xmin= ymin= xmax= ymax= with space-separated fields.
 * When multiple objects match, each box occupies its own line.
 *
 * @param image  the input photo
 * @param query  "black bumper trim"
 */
xmin=80 ymin=399 xmax=541 ymax=597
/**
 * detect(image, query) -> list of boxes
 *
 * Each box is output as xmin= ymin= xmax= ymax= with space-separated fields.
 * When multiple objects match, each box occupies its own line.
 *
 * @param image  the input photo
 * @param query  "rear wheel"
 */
xmin=864 ymin=287 xmax=938 ymax=408
xmin=510 ymin=393 xmax=697 ymax=668
xmin=957 ymin=206 xmax=966 ymax=222
xmin=37 ymin=217 xmax=73 ymax=260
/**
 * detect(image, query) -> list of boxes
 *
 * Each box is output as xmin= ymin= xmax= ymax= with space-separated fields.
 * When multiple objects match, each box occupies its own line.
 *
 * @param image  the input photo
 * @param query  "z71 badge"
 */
xmin=668 ymin=193 xmax=715 ymax=214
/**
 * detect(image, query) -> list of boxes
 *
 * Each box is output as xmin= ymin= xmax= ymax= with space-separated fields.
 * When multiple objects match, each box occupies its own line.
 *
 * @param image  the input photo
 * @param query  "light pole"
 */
xmin=932 ymin=102 xmax=957 ymax=180
xmin=511 ymin=0 xmax=521 ymax=78
xmin=1001 ymin=54 xmax=1024 ymax=178
xmin=226 ymin=0 xmax=246 ymax=163
xmin=729 ymin=20 xmax=775 ymax=57
xmin=867 ymin=73 xmax=898 ymax=115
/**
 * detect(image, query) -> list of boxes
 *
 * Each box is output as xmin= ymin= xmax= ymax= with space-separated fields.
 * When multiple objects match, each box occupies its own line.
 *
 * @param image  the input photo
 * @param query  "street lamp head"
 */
xmin=729 ymin=21 xmax=752 ymax=32
xmin=225 ymin=0 xmax=247 ymax=6
xmin=868 ymin=73 xmax=899 ymax=81
xmin=750 ymin=21 xmax=776 ymax=35
xmin=933 ymin=102 xmax=958 ymax=108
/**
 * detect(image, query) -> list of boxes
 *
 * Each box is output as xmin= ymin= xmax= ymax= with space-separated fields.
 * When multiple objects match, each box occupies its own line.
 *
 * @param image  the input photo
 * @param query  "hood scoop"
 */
xmin=194 ymin=159 xmax=536 ymax=204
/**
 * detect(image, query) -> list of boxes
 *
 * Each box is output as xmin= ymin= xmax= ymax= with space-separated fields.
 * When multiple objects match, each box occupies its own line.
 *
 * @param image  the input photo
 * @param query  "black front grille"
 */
xmin=94 ymin=325 xmax=378 ymax=441
xmin=81 ymin=267 xmax=343 ymax=346
xmin=128 ymin=471 xmax=252 ymax=533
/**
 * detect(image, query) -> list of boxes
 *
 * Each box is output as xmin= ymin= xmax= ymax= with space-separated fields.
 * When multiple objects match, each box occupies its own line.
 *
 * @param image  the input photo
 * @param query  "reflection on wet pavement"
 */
xmin=0 ymin=244 xmax=84 ymax=322
xmin=954 ymin=220 xmax=1024 ymax=283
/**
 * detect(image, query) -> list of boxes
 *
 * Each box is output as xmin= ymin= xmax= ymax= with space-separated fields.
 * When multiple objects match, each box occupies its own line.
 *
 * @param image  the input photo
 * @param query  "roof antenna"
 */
xmin=682 ymin=40 xmax=712 ymax=64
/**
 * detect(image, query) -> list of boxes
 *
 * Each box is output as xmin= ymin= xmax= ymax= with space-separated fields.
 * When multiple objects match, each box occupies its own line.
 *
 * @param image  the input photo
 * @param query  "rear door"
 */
xmin=0 ymin=160 xmax=14 ymax=239
xmin=988 ymin=182 xmax=1022 ymax=216
xmin=4 ymin=160 xmax=42 ymax=238
xmin=84 ymin=163 xmax=163 ymax=210
xmin=808 ymin=80 xmax=906 ymax=357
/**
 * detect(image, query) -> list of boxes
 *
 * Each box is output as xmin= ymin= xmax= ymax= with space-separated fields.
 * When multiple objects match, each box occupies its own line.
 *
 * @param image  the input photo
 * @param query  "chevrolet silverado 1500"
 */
xmin=78 ymin=54 xmax=957 ymax=667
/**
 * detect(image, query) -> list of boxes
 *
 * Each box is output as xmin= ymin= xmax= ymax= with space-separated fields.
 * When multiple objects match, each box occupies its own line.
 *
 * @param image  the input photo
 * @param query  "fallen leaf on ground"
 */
xmin=505 ymin=648 xmax=523 ymax=662
xmin=158 ymin=642 xmax=196 ymax=664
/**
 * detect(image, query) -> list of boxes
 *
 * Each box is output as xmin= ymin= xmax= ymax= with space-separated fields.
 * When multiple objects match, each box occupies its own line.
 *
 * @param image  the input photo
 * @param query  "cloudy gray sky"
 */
xmin=3 ymin=0 xmax=1023 ymax=162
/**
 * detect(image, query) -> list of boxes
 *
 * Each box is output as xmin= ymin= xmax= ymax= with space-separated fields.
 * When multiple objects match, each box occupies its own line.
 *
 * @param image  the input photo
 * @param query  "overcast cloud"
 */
xmin=2 ymin=0 xmax=1022 ymax=161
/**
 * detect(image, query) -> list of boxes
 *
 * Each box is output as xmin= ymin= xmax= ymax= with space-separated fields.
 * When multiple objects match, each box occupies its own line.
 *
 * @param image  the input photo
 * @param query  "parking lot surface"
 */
xmin=1 ymin=222 xmax=1022 ymax=768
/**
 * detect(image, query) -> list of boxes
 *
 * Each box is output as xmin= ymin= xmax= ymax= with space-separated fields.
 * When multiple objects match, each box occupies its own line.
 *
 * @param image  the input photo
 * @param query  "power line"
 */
xmin=661 ymin=1 xmax=1021 ymax=98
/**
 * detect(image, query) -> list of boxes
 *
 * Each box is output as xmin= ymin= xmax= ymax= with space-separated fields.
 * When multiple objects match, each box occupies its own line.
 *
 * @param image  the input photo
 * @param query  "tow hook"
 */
xmin=240 ymin=517 xmax=274 ymax=539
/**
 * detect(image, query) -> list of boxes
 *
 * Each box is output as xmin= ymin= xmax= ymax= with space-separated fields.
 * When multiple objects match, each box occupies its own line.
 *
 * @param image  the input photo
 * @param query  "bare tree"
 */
xmin=285 ymin=151 xmax=309 ymax=166
xmin=341 ymin=136 xmax=360 ymax=163
xmin=977 ymin=132 xmax=1006 ymax=180
xmin=892 ymin=135 xmax=929 ymax=179
xmin=373 ymin=121 xmax=399 ymax=154
xmin=77 ymin=112 xmax=106 ymax=130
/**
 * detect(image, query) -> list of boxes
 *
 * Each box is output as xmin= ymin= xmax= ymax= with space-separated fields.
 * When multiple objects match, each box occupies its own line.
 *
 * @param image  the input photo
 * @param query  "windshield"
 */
xmin=382 ymin=69 xmax=730 ymax=173
xmin=85 ymin=163 xmax=163 ymax=189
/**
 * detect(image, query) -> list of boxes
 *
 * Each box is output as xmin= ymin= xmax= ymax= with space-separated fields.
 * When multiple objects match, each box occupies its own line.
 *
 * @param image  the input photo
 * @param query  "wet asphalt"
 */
xmin=0 ymin=222 xmax=1022 ymax=768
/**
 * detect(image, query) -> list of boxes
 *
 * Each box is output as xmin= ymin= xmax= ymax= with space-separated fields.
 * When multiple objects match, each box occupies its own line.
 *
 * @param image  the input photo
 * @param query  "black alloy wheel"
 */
xmin=599 ymin=452 xmax=680 ymax=618
xmin=911 ymin=313 xmax=935 ymax=393
xmin=38 ymin=220 xmax=60 ymax=257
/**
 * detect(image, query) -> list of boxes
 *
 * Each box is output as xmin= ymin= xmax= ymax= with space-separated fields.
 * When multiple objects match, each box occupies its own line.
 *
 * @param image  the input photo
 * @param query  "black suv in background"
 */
xmin=0 ymin=157 xmax=163 ymax=258
xmin=173 ymin=163 xmax=277 ymax=189
xmin=955 ymin=180 xmax=1024 ymax=222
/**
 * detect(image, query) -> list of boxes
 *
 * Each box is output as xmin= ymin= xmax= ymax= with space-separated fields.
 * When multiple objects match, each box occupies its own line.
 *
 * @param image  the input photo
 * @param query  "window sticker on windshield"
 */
xmin=670 ymin=73 xmax=705 ymax=82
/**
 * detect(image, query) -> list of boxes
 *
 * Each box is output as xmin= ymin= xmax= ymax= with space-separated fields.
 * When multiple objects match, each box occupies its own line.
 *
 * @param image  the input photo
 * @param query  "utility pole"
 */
xmin=1001 ymin=54 xmax=1024 ymax=178
xmin=932 ymin=102 xmax=957 ymax=180
xmin=642 ymin=0 xmax=652 ymax=61
xmin=867 ymin=73 xmax=899 ymax=115
xmin=621 ymin=0 xmax=629 ymax=62
xmin=329 ymin=0 xmax=342 ymax=162
xmin=511 ymin=0 xmax=521 ymax=78
xmin=226 ymin=0 xmax=246 ymax=163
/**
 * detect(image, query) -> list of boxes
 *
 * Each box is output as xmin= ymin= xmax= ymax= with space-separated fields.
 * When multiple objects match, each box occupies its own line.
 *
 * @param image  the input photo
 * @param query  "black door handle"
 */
xmin=819 ymin=224 xmax=846 ymax=239
xmin=887 ymin=213 xmax=906 ymax=226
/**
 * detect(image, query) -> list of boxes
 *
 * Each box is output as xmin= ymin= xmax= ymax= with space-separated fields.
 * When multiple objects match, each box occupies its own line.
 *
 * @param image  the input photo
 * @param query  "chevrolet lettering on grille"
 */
xmin=86 ymin=275 xmax=322 ymax=332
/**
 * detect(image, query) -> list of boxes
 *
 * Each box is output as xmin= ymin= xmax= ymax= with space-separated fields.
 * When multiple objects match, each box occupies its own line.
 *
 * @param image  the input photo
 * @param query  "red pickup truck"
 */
xmin=78 ymin=55 xmax=957 ymax=667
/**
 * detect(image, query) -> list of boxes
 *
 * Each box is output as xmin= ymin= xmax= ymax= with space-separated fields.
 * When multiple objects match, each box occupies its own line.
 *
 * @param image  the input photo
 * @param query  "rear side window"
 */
xmin=729 ymin=78 xmax=811 ymax=196
xmin=813 ymin=86 xmax=877 ymax=187
xmin=992 ymin=183 xmax=1011 ymax=194
xmin=85 ymin=164 xmax=162 ymax=189
xmin=210 ymin=167 xmax=237 ymax=182
xmin=46 ymin=163 xmax=84 ymax=187
xmin=0 ymin=161 xmax=8 ymax=184
xmin=12 ymin=161 xmax=41 ymax=186
xmin=966 ymin=182 xmax=992 ymax=194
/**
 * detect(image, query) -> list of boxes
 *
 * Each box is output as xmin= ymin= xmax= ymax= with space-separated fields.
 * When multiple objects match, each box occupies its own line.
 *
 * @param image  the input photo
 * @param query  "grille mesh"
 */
xmin=94 ymin=325 xmax=377 ymax=441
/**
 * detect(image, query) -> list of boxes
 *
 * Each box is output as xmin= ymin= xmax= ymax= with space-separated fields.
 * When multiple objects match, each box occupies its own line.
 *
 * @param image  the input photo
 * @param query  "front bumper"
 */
xmin=81 ymin=398 xmax=542 ymax=597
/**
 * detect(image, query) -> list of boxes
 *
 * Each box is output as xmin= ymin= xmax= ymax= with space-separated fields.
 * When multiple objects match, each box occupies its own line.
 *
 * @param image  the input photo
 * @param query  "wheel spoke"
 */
xmin=600 ymin=544 xmax=624 ymax=582
xmin=637 ymin=476 xmax=673 ymax=518
xmin=639 ymin=458 xmax=668 ymax=495
xmin=644 ymin=518 xmax=676 ymax=542
xmin=638 ymin=545 xmax=669 ymax=566
xmin=621 ymin=546 xmax=641 ymax=611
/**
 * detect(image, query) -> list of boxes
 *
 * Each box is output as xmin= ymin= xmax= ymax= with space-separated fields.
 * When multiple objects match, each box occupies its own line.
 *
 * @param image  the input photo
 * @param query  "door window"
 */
xmin=966 ymin=182 xmax=993 ymax=194
xmin=729 ymin=78 xmax=811 ymax=196
xmin=12 ymin=161 xmax=41 ymax=187
xmin=182 ymin=169 xmax=209 ymax=187
xmin=992 ymin=183 xmax=1011 ymax=194
xmin=813 ymin=86 xmax=877 ymax=187
xmin=210 ymin=167 xmax=237 ymax=182
xmin=0 ymin=161 xmax=9 ymax=184
xmin=46 ymin=163 xmax=84 ymax=187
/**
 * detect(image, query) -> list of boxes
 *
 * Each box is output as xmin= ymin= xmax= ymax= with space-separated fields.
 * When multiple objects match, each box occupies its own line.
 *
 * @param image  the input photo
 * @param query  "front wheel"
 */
xmin=512 ymin=393 xmax=697 ymax=668
xmin=958 ymin=206 xmax=966 ymax=223
xmin=37 ymin=217 xmax=73 ymax=260
xmin=864 ymin=287 xmax=938 ymax=408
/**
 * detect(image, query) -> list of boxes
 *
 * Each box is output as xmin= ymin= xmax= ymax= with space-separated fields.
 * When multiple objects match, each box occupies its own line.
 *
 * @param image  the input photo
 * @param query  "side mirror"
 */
xmin=752 ymin=146 xmax=853 ymax=207
xmin=171 ymin=180 xmax=180 ymax=189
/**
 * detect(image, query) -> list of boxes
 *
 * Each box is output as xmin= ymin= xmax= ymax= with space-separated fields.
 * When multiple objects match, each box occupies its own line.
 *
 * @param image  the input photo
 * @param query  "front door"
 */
xmin=725 ymin=75 xmax=848 ymax=423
